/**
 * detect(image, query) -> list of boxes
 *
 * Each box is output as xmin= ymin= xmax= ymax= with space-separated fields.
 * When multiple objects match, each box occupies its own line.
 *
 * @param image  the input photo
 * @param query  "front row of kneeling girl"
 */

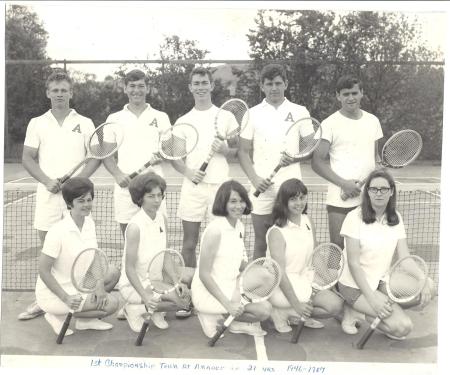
xmin=37 ymin=170 xmax=435 ymax=342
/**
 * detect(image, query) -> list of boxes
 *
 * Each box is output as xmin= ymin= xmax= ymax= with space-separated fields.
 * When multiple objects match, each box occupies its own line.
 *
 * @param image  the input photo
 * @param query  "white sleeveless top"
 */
xmin=192 ymin=217 xmax=246 ymax=301
xmin=266 ymin=215 xmax=314 ymax=274
xmin=118 ymin=209 xmax=167 ymax=288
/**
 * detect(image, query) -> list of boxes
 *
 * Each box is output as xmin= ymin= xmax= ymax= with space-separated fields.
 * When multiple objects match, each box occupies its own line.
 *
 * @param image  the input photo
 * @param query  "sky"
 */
xmin=12 ymin=1 xmax=449 ymax=80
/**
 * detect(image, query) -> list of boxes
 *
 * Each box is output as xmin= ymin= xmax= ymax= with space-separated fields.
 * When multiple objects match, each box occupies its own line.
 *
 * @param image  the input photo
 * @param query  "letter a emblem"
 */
xmin=72 ymin=124 xmax=81 ymax=133
xmin=149 ymin=118 xmax=158 ymax=127
xmin=285 ymin=112 xmax=294 ymax=122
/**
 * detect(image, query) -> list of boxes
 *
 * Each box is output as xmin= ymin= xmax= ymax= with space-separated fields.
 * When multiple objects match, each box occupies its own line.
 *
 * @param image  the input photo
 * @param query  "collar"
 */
xmin=138 ymin=208 xmax=159 ymax=223
xmin=45 ymin=108 xmax=77 ymax=120
xmin=123 ymin=103 xmax=151 ymax=113
xmin=60 ymin=213 xmax=85 ymax=233
xmin=261 ymin=98 xmax=288 ymax=109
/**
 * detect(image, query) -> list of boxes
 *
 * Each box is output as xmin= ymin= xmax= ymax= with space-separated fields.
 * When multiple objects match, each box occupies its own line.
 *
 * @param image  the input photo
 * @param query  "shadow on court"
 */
xmin=0 ymin=291 xmax=437 ymax=363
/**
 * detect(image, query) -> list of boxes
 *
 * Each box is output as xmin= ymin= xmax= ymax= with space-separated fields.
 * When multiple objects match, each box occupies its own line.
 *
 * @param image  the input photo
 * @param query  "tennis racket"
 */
xmin=290 ymin=243 xmax=345 ymax=344
xmin=208 ymin=257 xmax=282 ymax=347
xmin=356 ymin=255 xmax=428 ymax=349
xmin=254 ymin=117 xmax=322 ymax=197
xmin=135 ymin=249 xmax=186 ymax=346
xmin=341 ymin=129 xmax=422 ymax=201
xmin=196 ymin=99 xmax=249 ymax=180
xmin=58 ymin=122 xmax=123 ymax=184
xmin=129 ymin=123 xmax=199 ymax=179
xmin=56 ymin=248 xmax=109 ymax=344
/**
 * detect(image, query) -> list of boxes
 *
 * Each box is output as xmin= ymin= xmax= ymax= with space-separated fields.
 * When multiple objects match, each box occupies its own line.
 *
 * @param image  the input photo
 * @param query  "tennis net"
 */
xmin=2 ymin=183 xmax=441 ymax=291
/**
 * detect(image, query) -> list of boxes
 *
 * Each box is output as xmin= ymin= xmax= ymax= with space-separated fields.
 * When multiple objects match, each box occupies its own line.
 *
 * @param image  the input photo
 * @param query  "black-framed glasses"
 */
xmin=368 ymin=187 xmax=391 ymax=195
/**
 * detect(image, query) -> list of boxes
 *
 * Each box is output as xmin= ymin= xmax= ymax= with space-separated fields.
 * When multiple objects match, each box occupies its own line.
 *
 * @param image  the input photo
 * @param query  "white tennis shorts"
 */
xmin=34 ymin=186 xmax=67 ymax=231
xmin=177 ymin=181 xmax=219 ymax=222
xmin=249 ymin=184 xmax=279 ymax=216
xmin=114 ymin=185 xmax=167 ymax=223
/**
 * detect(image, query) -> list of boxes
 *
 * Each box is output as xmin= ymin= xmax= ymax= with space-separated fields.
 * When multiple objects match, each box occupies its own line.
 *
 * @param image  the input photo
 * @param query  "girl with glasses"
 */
xmin=337 ymin=169 xmax=435 ymax=339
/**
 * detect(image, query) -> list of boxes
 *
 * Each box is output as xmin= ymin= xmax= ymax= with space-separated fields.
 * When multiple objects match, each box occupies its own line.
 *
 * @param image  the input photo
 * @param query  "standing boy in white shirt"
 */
xmin=19 ymin=70 xmax=100 ymax=320
xmin=171 ymin=67 xmax=238 ymax=317
xmin=103 ymin=69 xmax=172 ymax=236
xmin=311 ymin=75 xmax=383 ymax=250
xmin=238 ymin=64 xmax=312 ymax=260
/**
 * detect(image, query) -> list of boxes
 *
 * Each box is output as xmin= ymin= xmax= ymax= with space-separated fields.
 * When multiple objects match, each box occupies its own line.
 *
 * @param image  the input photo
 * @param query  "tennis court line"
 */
xmin=3 ymin=192 xmax=36 ymax=208
xmin=254 ymin=335 xmax=268 ymax=361
xmin=5 ymin=177 xmax=31 ymax=183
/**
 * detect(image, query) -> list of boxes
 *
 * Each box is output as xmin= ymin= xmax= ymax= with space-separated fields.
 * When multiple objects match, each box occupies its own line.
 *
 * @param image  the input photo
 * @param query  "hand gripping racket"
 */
xmin=291 ymin=243 xmax=345 ymax=344
xmin=56 ymin=248 xmax=109 ymax=344
xmin=254 ymin=117 xmax=322 ymax=197
xmin=129 ymin=123 xmax=199 ymax=179
xmin=58 ymin=122 xmax=123 ymax=184
xmin=135 ymin=249 xmax=185 ymax=346
xmin=196 ymin=99 xmax=249 ymax=179
xmin=356 ymin=255 xmax=428 ymax=349
xmin=208 ymin=257 xmax=282 ymax=347
xmin=341 ymin=129 xmax=422 ymax=201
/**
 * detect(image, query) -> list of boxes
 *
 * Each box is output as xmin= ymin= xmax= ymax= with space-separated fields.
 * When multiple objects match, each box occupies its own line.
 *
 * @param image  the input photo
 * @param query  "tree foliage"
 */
xmin=244 ymin=10 xmax=444 ymax=159
xmin=5 ymin=5 xmax=53 ymax=157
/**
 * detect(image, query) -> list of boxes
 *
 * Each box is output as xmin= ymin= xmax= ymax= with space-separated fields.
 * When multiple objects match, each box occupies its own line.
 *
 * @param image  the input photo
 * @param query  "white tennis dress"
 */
xmin=266 ymin=215 xmax=315 ymax=306
xmin=192 ymin=217 xmax=246 ymax=314
xmin=118 ymin=209 xmax=167 ymax=303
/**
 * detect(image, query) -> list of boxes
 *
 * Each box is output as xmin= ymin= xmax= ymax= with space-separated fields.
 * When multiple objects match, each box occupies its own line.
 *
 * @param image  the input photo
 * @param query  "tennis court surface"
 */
xmin=1 ymin=162 xmax=441 ymax=368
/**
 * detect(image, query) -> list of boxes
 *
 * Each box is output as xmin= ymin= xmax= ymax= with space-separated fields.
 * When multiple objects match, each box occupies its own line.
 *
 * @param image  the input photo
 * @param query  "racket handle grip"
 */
xmin=356 ymin=316 xmax=381 ymax=349
xmin=135 ymin=321 xmax=150 ymax=346
xmin=340 ymin=180 xmax=365 ymax=201
xmin=253 ymin=165 xmax=281 ymax=197
xmin=208 ymin=324 xmax=227 ymax=347
xmin=56 ymin=312 xmax=73 ymax=344
xmin=129 ymin=158 xmax=157 ymax=180
xmin=58 ymin=175 xmax=70 ymax=185
xmin=199 ymin=162 xmax=208 ymax=173
xmin=290 ymin=318 xmax=306 ymax=344
xmin=193 ymin=163 xmax=208 ymax=185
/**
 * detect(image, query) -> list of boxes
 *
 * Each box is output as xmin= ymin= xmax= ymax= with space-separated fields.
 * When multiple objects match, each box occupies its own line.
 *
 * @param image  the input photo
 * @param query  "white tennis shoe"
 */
xmin=75 ymin=318 xmax=113 ymax=331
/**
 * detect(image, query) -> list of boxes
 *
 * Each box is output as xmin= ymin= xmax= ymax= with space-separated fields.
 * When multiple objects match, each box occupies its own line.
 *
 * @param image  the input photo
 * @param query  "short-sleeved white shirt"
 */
xmin=35 ymin=214 xmax=98 ymax=294
xmin=240 ymin=98 xmax=310 ymax=184
xmin=321 ymin=110 xmax=383 ymax=207
xmin=176 ymin=106 xmax=234 ymax=184
xmin=339 ymin=207 xmax=407 ymax=290
xmin=24 ymin=109 xmax=95 ymax=179
xmin=106 ymin=104 xmax=171 ymax=177
xmin=118 ymin=209 xmax=167 ymax=288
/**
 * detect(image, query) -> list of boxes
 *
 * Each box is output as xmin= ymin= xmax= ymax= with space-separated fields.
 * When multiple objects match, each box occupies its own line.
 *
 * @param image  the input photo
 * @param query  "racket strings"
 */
xmin=148 ymin=250 xmax=184 ymax=292
xmin=159 ymin=124 xmax=198 ymax=159
xmin=242 ymin=259 xmax=281 ymax=299
xmin=89 ymin=125 xmax=121 ymax=158
xmin=387 ymin=258 xmax=427 ymax=300
xmin=216 ymin=100 xmax=249 ymax=139
xmin=286 ymin=118 xmax=321 ymax=158
xmin=310 ymin=245 xmax=344 ymax=288
xmin=72 ymin=250 xmax=108 ymax=292
xmin=383 ymin=132 xmax=422 ymax=166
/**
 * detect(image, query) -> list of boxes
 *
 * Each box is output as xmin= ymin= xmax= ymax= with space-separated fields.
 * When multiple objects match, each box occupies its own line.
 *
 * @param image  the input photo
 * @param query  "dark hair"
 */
xmin=271 ymin=178 xmax=308 ymax=227
xmin=212 ymin=180 xmax=252 ymax=217
xmin=61 ymin=177 xmax=94 ymax=209
xmin=335 ymin=75 xmax=363 ymax=94
xmin=361 ymin=169 xmax=399 ymax=225
xmin=124 ymin=69 xmax=149 ymax=86
xmin=260 ymin=64 xmax=287 ymax=84
xmin=128 ymin=172 xmax=166 ymax=207
xmin=45 ymin=70 xmax=73 ymax=89
xmin=189 ymin=66 xmax=213 ymax=84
